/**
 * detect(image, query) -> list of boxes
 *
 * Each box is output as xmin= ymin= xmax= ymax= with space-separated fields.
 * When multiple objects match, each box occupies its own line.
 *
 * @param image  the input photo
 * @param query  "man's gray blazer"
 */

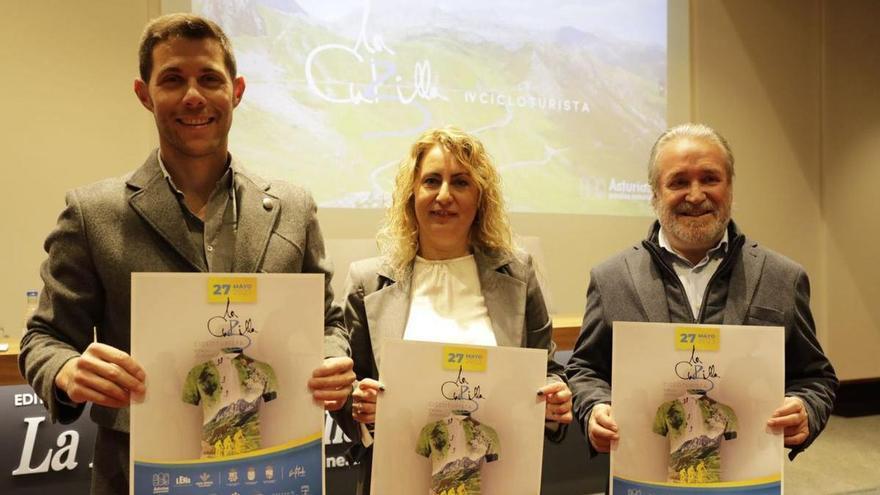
xmin=566 ymin=221 xmax=838 ymax=459
xmin=19 ymin=150 xmax=348 ymax=434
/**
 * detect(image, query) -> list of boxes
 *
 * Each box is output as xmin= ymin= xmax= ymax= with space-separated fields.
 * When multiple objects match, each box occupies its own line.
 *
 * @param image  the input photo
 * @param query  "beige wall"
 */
xmin=689 ymin=1 xmax=827 ymax=333
xmin=0 ymin=1 xmax=156 ymax=338
xmin=1 ymin=1 xmax=876 ymax=379
xmin=686 ymin=0 xmax=880 ymax=380
xmin=821 ymin=1 xmax=880 ymax=380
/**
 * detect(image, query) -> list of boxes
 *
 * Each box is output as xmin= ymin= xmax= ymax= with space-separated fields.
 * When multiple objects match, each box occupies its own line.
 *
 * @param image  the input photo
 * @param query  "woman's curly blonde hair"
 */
xmin=378 ymin=126 xmax=513 ymax=277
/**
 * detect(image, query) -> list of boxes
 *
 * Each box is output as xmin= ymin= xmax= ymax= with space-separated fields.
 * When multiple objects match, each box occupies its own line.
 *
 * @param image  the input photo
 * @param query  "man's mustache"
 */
xmin=675 ymin=200 xmax=716 ymax=216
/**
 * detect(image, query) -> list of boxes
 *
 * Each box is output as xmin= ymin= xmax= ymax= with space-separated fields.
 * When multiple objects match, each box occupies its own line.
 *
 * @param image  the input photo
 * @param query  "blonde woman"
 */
xmin=339 ymin=127 xmax=572 ymax=493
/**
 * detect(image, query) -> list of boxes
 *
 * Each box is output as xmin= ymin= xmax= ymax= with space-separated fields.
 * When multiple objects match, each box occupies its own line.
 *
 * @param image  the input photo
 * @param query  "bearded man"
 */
xmin=565 ymin=123 xmax=838 ymax=462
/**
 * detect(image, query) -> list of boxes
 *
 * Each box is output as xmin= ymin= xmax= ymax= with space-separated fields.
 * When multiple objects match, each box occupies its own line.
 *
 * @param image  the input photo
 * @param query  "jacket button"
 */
xmin=262 ymin=198 xmax=274 ymax=211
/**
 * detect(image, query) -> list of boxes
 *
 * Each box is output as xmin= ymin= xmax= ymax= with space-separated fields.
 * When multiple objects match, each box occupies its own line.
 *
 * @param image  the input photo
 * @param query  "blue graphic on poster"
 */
xmin=134 ymin=434 xmax=321 ymax=495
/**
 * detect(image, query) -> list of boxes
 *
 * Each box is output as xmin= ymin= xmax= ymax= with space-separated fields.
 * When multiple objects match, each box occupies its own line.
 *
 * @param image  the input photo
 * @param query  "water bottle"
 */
xmin=23 ymin=289 xmax=39 ymax=337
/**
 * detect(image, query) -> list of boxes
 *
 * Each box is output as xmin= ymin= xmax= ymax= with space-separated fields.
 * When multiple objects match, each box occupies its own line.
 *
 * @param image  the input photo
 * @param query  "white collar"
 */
xmin=658 ymin=226 xmax=728 ymax=267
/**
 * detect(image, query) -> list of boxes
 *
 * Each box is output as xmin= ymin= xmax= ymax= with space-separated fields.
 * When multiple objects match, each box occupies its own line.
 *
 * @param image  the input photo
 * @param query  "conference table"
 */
xmin=0 ymin=337 xmax=24 ymax=386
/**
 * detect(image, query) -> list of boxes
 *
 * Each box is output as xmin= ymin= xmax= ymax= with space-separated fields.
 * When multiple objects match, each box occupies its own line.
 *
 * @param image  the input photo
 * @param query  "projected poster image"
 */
xmin=194 ymin=0 xmax=667 ymax=215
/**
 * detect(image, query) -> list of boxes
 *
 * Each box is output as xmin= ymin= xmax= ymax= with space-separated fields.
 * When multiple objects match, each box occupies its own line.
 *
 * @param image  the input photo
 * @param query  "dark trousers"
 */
xmin=91 ymin=426 xmax=129 ymax=495
xmin=355 ymin=448 xmax=373 ymax=495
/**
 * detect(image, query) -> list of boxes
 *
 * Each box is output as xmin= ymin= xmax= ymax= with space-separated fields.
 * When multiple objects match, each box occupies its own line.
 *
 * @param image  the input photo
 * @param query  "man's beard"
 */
xmin=657 ymin=197 xmax=731 ymax=246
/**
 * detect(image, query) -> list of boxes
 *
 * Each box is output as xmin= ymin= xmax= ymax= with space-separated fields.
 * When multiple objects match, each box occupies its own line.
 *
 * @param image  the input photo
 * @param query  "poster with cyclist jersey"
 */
xmin=370 ymin=340 xmax=548 ymax=495
xmin=610 ymin=322 xmax=784 ymax=494
xmin=130 ymin=273 xmax=325 ymax=495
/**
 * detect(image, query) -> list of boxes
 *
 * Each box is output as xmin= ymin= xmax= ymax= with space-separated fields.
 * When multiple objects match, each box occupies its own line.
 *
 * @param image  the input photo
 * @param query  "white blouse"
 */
xmin=402 ymin=254 xmax=497 ymax=346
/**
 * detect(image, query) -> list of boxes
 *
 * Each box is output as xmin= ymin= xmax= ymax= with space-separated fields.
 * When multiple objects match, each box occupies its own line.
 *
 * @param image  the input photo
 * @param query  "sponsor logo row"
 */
xmin=152 ymin=464 xmax=311 ymax=494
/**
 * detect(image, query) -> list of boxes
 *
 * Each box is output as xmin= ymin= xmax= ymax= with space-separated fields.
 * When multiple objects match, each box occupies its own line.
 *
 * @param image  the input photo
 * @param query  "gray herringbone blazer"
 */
xmin=566 ymin=222 xmax=838 ymax=459
xmin=345 ymin=250 xmax=563 ymax=383
xmin=20 ymin=150 xmax=347 ymax=434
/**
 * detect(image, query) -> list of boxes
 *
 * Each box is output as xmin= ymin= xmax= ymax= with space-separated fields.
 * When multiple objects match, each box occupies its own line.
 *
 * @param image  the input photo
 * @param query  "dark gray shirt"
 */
xmin=158 ymin=153 xmax=237 ymax=272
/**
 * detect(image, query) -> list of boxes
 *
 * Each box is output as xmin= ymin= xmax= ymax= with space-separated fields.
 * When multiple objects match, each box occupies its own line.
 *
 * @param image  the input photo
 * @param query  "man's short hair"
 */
xmin=647 ymin=123 xmax=735 ymax=194
xmin=138 ymin=13 xmax=236 ymax=83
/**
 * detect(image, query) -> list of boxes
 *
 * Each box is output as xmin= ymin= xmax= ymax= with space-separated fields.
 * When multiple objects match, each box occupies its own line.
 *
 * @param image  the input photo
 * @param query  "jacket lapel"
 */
xmin=231 ymin=164 xmax=278 ymax=273
xmin=365 ymin=262 xmax=409 ymax=371
xmin=723 ymin=239 xmax=765 ymax=324
xmin=477 ymin=251 xmax=525 ymax=348
xmin=127 ymin=152 xmax=206 ymax=272
xmin=626 ymin=247 xmax=671 ymax=322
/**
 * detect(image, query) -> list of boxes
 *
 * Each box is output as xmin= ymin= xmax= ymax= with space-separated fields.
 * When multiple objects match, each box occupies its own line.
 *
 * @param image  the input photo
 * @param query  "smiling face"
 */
xmin=134 ymin=36 xmax=244 ymax=167
xmin=653 ymin=137 xmax=732 ymax=256
xmin=413 ymin=144 xmax=480 ymax=260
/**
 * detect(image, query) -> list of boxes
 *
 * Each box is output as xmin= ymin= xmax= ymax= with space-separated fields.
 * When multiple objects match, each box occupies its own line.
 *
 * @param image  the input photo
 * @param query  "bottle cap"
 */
xmin=27 ymin=290 xmax=38 ymax=297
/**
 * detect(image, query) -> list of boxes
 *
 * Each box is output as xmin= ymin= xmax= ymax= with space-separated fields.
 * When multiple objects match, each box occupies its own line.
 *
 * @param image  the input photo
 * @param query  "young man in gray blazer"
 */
xmin=566 ymin=123 xmax=838 ymax=461
xmin=18 ymin=14 xmax=354 ymax=494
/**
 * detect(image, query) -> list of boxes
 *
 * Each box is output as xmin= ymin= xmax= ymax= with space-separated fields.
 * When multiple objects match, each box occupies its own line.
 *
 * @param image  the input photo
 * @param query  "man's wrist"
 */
xmin=53 ymin=357 xmax=81 ymax=406
xmin=53 ymin=385 xmax=80 ymax=407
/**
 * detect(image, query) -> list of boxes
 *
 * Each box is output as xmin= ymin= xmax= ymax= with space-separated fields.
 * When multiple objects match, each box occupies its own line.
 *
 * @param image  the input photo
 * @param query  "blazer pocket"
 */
xmin=747 ymin=305 xmax=784 ymax=326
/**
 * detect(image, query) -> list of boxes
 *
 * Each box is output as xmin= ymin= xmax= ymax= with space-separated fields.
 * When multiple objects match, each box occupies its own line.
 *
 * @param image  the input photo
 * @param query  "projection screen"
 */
xmin=191 ymin=0 xmax=667 ymax=217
